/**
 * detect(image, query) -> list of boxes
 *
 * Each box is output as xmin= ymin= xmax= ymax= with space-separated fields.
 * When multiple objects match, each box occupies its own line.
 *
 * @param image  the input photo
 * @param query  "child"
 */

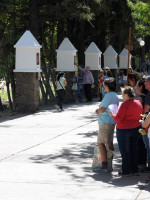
xmin=72 ymin=72 xmax=84 ymax=102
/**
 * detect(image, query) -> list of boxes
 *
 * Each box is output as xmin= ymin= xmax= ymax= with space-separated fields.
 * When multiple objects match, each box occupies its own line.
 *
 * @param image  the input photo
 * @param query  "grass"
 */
xmin=0 ymin=89 xmax=8 ymax=103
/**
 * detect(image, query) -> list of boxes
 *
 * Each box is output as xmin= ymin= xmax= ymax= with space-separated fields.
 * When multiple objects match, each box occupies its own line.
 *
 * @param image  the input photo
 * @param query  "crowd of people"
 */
xmin=55 ymin=66 xmax=150 ymax=179
xmin=95 ymin=71 xmax=150 ymax=179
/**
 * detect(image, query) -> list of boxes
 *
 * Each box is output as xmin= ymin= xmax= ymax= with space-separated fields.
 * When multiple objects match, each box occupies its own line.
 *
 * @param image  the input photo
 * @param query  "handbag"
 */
xmin=92 ymin=145 xmax=114 ymax=172
xmin=92 ymin=145 xmax=102 ymax=172
xmin=72 ymin=83 xmax=78 ymax=90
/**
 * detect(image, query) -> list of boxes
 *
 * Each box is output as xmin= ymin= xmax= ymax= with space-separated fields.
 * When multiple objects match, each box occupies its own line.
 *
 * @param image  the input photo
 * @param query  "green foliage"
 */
xmin=127 ymin=0 xmax=150 ymax=36
xmin=1 ymin=0 xmax=150 ymax=105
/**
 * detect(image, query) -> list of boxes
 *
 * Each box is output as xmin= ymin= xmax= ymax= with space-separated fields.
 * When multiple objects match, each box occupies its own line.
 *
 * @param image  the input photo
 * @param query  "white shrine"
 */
xmin=13 ymin=30 xmax=42 ymax=113
xmin=84 ymin=42 xmax=102 ymax=70
xmin=119 ymin=48 xmax=132 ymax=69
xmin=56 ymin=38 xmax=77 ymax=71
xmin=14 ymin=30 xmax=42 ymax=72
xmin=103 ymin=45 xmax=118 ymax=69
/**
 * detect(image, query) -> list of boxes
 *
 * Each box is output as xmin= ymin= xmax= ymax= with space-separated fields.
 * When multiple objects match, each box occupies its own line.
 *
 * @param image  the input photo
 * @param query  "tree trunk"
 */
xmin=41 ymin=65 xmax=55 ymax=101
xmin=57 ymin=19 xmax=65 ymax=48
xmin=39 ymin=79 xmax=47 ymax=105
xmin=29 ymin=0 xmax=38 ymax=37
xmin=0 ymin=97 xmax=4 ymax=111
xmin=6 ymin=82 xmax=13 ymax=111
xmin=77 ymin=20 xmax=85 ymax=65
xmin=10 ymin=70 xmax=16 ymax=110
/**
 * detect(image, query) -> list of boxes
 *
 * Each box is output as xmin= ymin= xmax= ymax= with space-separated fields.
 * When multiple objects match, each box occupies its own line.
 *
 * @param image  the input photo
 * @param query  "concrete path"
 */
xmin=0 ymin=100 xmax=150 ymax=200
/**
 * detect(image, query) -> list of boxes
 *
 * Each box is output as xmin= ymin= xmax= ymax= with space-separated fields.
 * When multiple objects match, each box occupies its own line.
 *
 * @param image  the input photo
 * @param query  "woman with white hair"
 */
xmin=79 ymin=66 xmax=94 ymax=102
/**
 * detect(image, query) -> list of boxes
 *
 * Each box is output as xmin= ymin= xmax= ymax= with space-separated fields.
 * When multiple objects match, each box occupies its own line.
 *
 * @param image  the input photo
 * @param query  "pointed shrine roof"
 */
xmin=85 ymin=42 xmax=102 ymax=53
xmin=103 ymin=45 xmax=118 ymax=55
xmin=120 ymin=48 xmax=128 ymax=56
xmin=14 ymin=30 xmax=41 ymax=47
xmin=57 ymin=38 xmax=77 ymax=51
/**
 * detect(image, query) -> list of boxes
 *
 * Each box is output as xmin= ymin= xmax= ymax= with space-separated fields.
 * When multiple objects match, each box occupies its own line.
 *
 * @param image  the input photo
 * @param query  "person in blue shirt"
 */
xmin=95 ymin=77 xmax=119 ymax=172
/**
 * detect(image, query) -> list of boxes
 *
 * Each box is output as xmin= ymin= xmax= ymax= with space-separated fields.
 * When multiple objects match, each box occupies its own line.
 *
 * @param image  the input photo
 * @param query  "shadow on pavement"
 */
xmin=29 ymin=128 xmax=150 ymax=191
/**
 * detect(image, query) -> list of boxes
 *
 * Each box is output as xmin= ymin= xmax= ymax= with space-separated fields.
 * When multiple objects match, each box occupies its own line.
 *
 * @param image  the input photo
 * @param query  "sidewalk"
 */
xmin=0 ymin=99 xmax=150 ymax=200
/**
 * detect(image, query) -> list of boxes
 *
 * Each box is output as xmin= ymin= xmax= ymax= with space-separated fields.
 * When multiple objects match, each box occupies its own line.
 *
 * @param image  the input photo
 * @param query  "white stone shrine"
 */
xmin=84 ymin=42 xmax=102 ymax=70
xmin=14 ymin=30 xmax=41 ymax=72
xmin=103 ymin=45 xmax=118 ymax=69
xmin=14 ymin=30 xmax=42 ymax=113
xmin=119 ymin=48 xmax=132 ymax=69
xmin=56 ymin=38 xmax=77 ymax=71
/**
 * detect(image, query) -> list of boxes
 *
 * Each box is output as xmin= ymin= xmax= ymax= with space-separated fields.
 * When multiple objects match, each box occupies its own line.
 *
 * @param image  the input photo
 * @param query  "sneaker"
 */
xmin=118 ymin=171 xmax=132 ymax=177
xmin=55 ymin=105 xmax=60 ymax=110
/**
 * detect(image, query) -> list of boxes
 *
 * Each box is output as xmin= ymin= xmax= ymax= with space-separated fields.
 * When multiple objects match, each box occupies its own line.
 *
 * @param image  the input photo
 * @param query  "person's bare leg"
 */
xmin=98 ymin=143 xmax=107 ymax=162
xmin=108 ymin=142 xmax=114 ymax=151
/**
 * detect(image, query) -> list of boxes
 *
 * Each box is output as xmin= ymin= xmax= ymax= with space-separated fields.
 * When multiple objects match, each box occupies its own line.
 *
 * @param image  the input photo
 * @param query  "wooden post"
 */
xmin=127 ymin=27 xmax=132 ymax=76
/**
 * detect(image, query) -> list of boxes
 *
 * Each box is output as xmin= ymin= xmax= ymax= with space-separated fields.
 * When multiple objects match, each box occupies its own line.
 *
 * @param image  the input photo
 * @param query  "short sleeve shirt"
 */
xmin=56 ymin=77 xmax=66 ymax=90
xmin=98 ymin=92 xmax=119 ymax=124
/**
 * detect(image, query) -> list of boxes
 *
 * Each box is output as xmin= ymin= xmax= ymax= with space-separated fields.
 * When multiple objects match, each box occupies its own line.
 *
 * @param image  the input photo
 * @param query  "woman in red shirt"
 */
xmin=109 ymin=86 xmax=143 ymax=176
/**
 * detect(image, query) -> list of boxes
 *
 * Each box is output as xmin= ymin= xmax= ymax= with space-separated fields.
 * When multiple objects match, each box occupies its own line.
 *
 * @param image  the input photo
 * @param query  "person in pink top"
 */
xmin=109 ymin=86 xmax=143 ymax=176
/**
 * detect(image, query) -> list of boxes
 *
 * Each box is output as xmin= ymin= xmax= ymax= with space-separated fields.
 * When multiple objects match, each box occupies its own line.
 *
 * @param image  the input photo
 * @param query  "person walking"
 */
xmin=95 ymin=77 xmax=119 ymax=172
xmin=79 ymin=66 xmax=94 ymax=102
xmin=55 ymin=72 xmax=67 ymax=111
xmin=110 ymin=86 xmax=143 ymax=176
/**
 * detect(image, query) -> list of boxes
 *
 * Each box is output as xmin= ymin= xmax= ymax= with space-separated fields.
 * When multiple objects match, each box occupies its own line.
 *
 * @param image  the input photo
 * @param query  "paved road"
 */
xmin=0 ymin=100 xmax=150 ymax=200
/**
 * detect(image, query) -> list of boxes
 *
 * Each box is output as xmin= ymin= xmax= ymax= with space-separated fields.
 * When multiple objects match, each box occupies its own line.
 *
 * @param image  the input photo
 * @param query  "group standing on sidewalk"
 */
xmin=95 ymin=73 xmax=150 ymax=179
xmin=54 ymin=68 xmax=150 ymax=179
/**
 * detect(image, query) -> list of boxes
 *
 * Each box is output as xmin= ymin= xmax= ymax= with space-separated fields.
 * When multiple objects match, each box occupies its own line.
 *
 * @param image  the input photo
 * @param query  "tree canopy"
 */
xmin=0 ymin=0 xmax=150 ymax=109
xmin=127 ymin=0 xmax=150 ymax=36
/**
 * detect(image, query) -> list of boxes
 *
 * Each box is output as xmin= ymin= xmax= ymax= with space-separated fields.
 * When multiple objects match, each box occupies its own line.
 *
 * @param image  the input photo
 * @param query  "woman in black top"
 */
xmin=136 ymin=78 xmax=149 ymax=171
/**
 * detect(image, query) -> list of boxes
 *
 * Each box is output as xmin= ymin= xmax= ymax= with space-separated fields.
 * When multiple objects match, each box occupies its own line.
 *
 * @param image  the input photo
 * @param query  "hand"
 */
xmin=91 ymin=84 xmax=95 ymax=88
xmin=95 ymin=109 xmax=99 ymax=115
xmin=109 ymin=111 xmax=113 ymax=116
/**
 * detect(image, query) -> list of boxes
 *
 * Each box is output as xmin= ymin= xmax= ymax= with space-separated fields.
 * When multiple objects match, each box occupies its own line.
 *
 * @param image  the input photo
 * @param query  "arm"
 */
xmin=79 ymin=66 xmax=84 ymax=72
xmin=99 ymin=83 xmax=102 ymax=93
xmin=144 ymin=104 xmax=150 ymax=113
xmin=95 ymin=93 xmax=110 ymax=114
xmin=111 ymin=103 xmax=126 ymax=124
xmin=64 ymin=80 xmax=67 ymax=86
xmin=142 ymin=114 xmax=150 ymax=128
xmin=96 ymin=107 xmax=106 ymax=114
